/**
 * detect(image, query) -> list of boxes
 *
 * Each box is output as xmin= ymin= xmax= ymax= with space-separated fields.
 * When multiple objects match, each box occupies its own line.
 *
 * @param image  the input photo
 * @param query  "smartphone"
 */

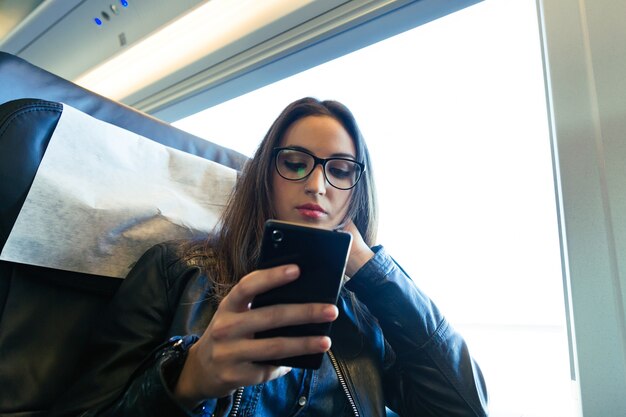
xmin=251 ymin=219 xmax=352 ymax=369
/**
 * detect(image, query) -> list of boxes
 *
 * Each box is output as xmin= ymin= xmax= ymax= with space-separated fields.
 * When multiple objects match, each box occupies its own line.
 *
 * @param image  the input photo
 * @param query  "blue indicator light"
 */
xmin=120 ymin=0 xmax=128 ymax=7
xmin=94 ymin=18 xmax=103 ymax=25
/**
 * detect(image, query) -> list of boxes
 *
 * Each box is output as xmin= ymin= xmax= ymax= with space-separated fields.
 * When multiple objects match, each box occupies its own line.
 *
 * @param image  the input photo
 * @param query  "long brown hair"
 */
xmin=206 ymin=97 xmax=378 ymax=301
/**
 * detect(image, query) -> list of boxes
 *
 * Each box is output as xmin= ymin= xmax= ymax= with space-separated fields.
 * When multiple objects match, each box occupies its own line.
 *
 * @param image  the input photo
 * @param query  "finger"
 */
xmin=236 ymin=335 xmax=333 ymax=363
xmin=255 ymin=366 xmax=293 ymax=385
xmin=342 ymin=220 xmax=363 ymax=244
xmin=210 ymin=303 xmax=338 ymax=340
xmin=341 ymin=219 xmax=357 ymax=233
xmin=224 ymin=265 xmax=300 ymax=311
xmin=212 ymin=362 xmax=293 ymax=394
xmin=246 ymin=303 xmax=338 ymax=336
xmin=254 ymin=335 xmax=333 ymax=361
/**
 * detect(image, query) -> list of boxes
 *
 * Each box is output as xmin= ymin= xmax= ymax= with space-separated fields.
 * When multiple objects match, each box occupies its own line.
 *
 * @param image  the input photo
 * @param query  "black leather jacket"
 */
xmin=51 ymin=242 xmax=488 ymax=417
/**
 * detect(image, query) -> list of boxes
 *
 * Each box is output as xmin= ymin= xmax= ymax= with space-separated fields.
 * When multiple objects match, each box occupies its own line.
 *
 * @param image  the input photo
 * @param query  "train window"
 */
xmin=173 ymin=1 xmax=576 ymax=415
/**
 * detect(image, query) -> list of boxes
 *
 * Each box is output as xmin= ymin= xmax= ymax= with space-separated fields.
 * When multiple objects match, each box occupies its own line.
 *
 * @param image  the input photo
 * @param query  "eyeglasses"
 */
xmin=273 ymin=147 xmax=365 ymax=190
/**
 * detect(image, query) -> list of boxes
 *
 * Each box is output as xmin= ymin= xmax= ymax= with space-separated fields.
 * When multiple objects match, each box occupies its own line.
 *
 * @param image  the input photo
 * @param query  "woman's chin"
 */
xmin=279 ymin=216 xmax=336 ymax=230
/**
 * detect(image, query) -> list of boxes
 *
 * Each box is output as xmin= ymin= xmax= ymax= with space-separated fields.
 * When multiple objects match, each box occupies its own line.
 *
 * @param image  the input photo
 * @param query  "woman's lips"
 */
xmin=296 ymin=204 xmax=326 ymax=219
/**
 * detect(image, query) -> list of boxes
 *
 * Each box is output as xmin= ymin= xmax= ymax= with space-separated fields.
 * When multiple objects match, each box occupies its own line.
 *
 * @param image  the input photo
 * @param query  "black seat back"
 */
xmin=0 ymin=53 xmax=245 ymax=417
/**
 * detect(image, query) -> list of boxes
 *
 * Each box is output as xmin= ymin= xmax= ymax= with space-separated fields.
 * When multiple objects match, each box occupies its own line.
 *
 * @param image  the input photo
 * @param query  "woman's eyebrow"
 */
xmin=284 ymin=144 xmax=310 ymax=153
xmin=332 ymin=152 xmax=357 ymax=159
xmin=285 ymin=145 xmax=356 ymax=160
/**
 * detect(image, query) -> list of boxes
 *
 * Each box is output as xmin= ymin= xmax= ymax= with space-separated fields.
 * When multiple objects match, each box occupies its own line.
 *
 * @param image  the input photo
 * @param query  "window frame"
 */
xmin=132 ymin=0 xmax=481 ymax=122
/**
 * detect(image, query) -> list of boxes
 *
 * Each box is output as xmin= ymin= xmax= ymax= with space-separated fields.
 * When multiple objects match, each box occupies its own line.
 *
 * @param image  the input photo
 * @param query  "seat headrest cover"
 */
xmin=0 ymin=104 xmax=237 ymax=278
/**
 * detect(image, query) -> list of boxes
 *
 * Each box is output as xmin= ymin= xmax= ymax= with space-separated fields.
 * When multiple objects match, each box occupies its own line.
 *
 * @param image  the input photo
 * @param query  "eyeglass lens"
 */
xmin=275 ymin=149 xmax=362 ymax=190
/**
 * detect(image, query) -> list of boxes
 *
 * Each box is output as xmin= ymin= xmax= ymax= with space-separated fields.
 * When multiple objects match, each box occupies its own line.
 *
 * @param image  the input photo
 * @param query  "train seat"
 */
xmin=0 ymin=52 xmax=245 ymax=417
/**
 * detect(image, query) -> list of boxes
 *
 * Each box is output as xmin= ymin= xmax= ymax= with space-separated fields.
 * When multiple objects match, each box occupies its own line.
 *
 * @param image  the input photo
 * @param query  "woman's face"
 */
xmin=271 ymin=115 xmax=355 ymax=230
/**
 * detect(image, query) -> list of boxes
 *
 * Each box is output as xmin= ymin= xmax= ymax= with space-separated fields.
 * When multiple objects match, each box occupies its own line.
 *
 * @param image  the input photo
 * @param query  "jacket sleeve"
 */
xmin=344 ymin=246 xmax=489 ymax=417
xmin=49 ymin=243 xmax=203 ymax=417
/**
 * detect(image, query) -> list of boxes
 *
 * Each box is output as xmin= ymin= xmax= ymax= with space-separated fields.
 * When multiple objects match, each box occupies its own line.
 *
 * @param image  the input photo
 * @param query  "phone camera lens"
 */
xmin=271 ymin=230 xmax=283 ymax=243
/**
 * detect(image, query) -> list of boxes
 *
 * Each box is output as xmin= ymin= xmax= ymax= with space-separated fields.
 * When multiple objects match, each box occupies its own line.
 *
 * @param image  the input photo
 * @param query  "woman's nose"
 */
xmin=304 ymin=164 xmax=327 ymax=194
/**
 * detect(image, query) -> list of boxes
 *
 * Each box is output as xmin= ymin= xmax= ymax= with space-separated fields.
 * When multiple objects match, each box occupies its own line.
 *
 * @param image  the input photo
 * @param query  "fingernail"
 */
xmin=284 ymin=265 xmax=299 ymax=278
xmin=323 ymin=305 xmax=338 ymax=318
xmin=322 ymin=336 xmax=332 ymax=350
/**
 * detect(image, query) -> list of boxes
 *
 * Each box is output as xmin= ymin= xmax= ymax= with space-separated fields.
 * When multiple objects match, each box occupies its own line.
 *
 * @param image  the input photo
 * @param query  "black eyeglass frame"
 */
xmin=272 ymin=147 xmax=366 ymax=190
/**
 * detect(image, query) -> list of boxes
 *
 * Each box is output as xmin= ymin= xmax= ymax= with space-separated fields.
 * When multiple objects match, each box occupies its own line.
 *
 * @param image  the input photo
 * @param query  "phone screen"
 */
xmin=251 ymin=220 xmax=352 ymax=369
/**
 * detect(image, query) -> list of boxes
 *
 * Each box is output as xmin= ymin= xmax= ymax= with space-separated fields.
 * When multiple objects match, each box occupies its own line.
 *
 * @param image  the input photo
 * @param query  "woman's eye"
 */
xmin=284 ymin=160 xmax=308 ymax=173
xmin=328 ymin=165 xmax=354 ymax=179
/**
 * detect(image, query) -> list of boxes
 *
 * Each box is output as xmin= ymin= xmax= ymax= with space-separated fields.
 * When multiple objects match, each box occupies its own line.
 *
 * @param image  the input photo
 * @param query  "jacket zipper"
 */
xmin=328 ymin=349 xmax=360 ymax=417
xmin=228 ymin=387 xmax=244 ymax=417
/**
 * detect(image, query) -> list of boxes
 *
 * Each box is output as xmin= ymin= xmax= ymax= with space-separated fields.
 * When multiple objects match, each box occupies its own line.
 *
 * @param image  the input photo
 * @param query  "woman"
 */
xmin=52 ymin=97 xmax=488 ymax=416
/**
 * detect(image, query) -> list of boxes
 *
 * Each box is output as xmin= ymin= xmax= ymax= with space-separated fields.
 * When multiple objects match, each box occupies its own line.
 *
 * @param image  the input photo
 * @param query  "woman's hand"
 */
xmin=173 ymin=264 xmax=338 ymax=409
xmin=342 ymin=220 xmax=375 ymax=277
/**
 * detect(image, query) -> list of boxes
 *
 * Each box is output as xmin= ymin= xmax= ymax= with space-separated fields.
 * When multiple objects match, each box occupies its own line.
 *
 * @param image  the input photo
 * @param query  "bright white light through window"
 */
xmin=174 ymin=1 xmax=577 ymax=416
